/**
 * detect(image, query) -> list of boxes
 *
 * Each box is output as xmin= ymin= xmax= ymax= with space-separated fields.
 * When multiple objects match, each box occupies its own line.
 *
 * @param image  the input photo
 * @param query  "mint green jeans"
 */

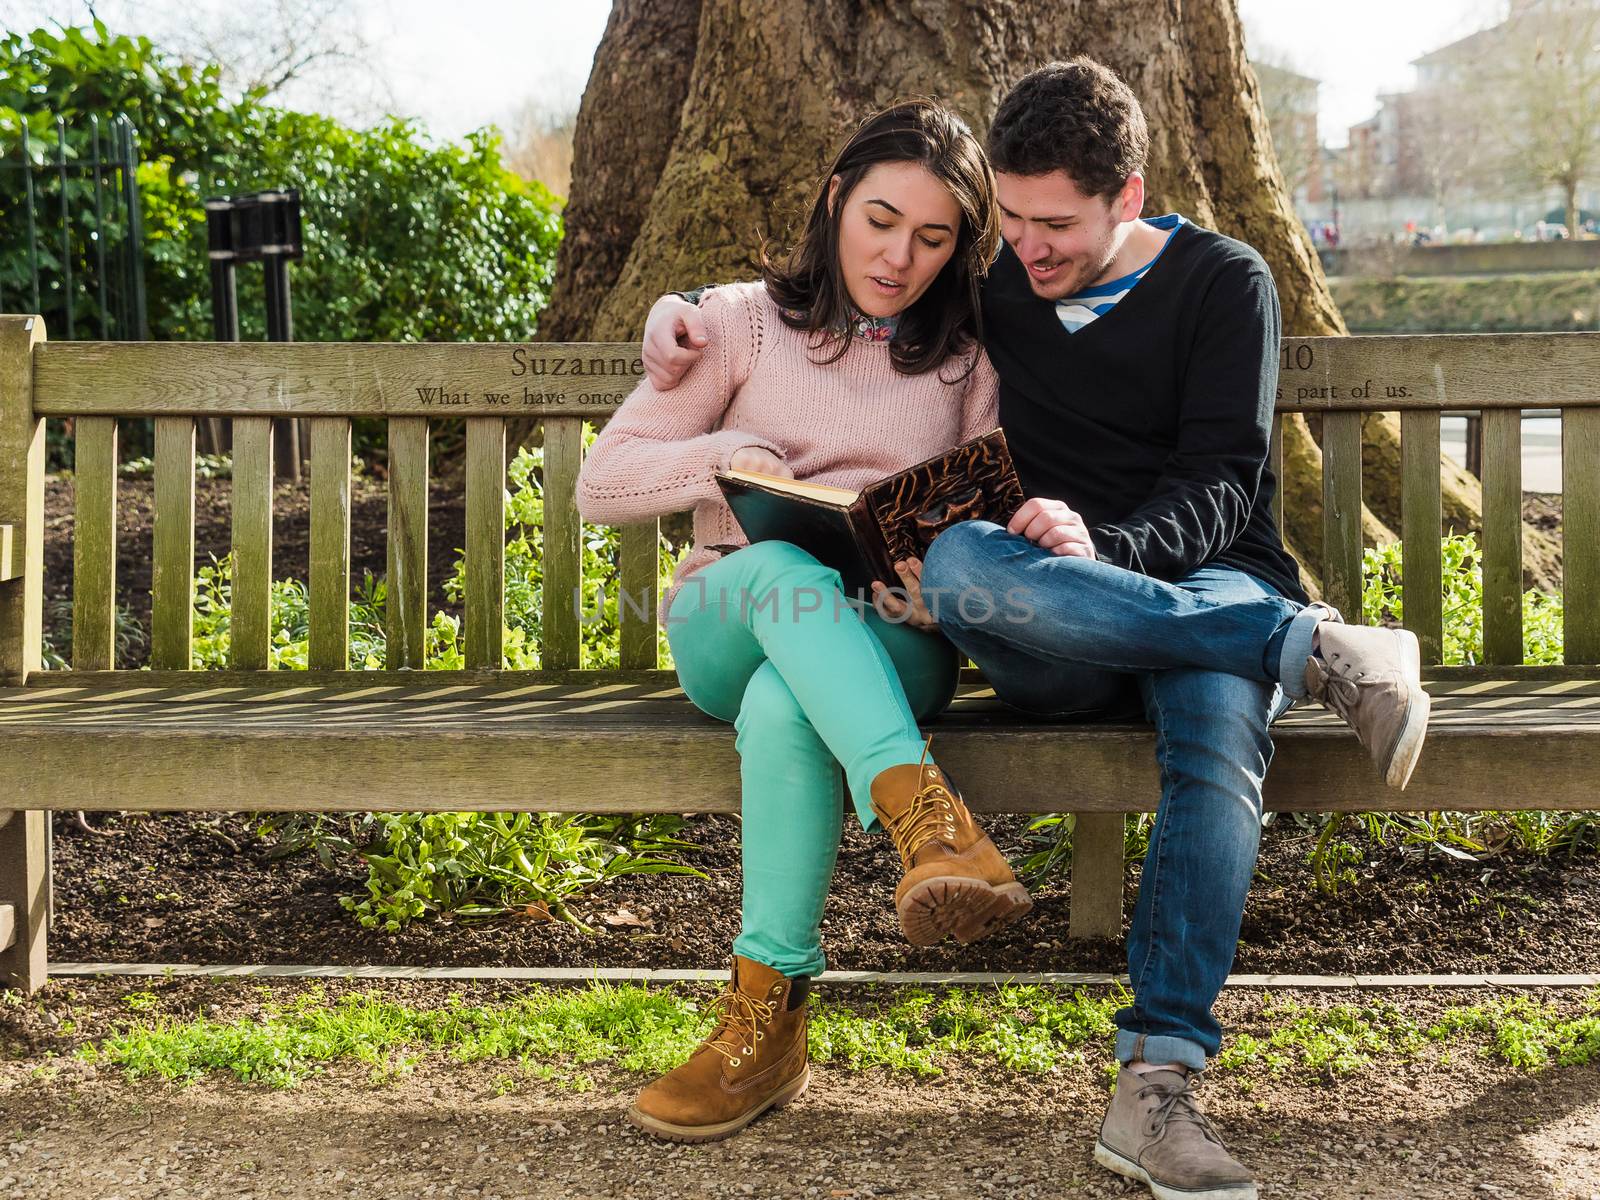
xmin=666 ymin=540 xmax=960 ymax=977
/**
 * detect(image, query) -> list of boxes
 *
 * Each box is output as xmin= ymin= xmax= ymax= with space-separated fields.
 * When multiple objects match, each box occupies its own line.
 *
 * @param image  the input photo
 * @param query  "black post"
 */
xmin=263 ymin=251 xmax=300 ymax=483
xmin=204 ymin=189 xmax=304 ymax=479
xmin=203 ymin=199 xmax=241 ymax=456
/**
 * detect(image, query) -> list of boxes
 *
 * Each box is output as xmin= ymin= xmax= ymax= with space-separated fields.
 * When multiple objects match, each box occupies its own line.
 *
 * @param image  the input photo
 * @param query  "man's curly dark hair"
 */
xmin=987 ymin=57 xmax=1150 ymax=199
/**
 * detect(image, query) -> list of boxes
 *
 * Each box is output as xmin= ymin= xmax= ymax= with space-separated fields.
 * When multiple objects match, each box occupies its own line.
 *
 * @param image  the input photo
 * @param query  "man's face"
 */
xmin=994 ymin=170 xmax=1136 ymax=301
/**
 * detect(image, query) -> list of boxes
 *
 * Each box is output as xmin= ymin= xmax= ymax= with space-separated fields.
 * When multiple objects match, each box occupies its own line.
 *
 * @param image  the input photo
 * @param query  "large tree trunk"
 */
xmin=541 ymin=0 xmax=1556 ymax=592
xmin=536 ymin=0 xmax=703 ymax=341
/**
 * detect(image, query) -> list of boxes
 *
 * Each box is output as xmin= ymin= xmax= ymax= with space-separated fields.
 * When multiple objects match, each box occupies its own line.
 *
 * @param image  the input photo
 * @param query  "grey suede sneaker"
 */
xmin=1304 ymin=620 xmax=1431 ymax=789
xmin=1095 ymin=1065 xmax=1257 ymax=1200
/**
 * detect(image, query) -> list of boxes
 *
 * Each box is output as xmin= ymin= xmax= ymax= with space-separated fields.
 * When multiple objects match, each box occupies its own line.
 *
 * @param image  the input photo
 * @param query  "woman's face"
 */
xmin=828 ymin=161 xmax=961 ymax=319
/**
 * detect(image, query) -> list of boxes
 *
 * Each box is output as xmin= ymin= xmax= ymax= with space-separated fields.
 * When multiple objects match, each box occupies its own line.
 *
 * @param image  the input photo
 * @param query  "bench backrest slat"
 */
xmin=1480 ymin=409 xmax=1525 ymax=665
xmin=1565 ymin=407 xmax=1600 ymax=664
xmin=619 ymin=520 xmax=660 ymax=669
xmin=1320 ymin=410 xmax=1364 ymax=618
xmin=150 ymin=417 xmax=195 ymax=669
xmin=541 ymin=419 xmax=585 ymax=670
xmin=70 ymin=416 xmax=117 ymax=670
xmin=308 ymin=418 xmax=352 ymax=669
xmin=464 ymin=416 xmax=506 ymax=670
xmin=230 ymin=417 xmax=274 ymax=670
xmin=385 ymin=417 xmax=430 ymax=670
xmin=1399 ymin=410 xmax=1444 ymax=664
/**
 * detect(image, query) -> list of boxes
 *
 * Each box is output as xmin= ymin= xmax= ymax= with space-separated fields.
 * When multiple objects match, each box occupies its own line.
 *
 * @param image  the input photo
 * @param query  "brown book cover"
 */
xmin=712 ymin=428 xmax=1026 ymax=596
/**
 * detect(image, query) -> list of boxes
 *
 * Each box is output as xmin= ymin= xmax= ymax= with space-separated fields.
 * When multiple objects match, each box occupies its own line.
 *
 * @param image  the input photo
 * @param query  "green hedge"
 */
xmin=1331 ymin=271 xmax=1600 ymax=334
xmin=2 ymin=22 xmax=562 ymax=346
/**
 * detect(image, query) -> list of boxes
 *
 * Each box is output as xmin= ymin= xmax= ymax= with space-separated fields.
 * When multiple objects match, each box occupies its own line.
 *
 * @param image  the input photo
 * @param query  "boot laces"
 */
xmin=702 ymin=987 xmax=775 ymax=1069
xmin=1139 ymin=1071 xmax=1224 ymax=1146
xmin=879 ymin=735 xmax=961 ymax=868
xmin=1315 ymin=652 xmax=1370 ymax=721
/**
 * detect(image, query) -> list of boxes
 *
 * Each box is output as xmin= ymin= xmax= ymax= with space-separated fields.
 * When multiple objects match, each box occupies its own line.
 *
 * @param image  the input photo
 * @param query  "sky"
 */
xmin=1238 ymin=0 xmax=1499 ymax=145
xmin=1 ymin=0 xmax=1504 ymax=149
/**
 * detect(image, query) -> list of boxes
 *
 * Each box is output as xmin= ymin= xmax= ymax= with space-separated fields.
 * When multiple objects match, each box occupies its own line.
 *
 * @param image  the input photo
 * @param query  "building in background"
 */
xmin=1254 ymin=61 xmax=1325 ymax=210
xmin=1334 ymin=0 xmax=1600 ymax=241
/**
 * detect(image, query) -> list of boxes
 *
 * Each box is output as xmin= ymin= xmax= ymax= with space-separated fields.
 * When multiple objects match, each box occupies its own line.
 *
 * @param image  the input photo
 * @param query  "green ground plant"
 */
xmin=73 ymin=983 xmax=1600 ymax=1090
xmin=1361 ymin=532 xmax=1563 ymax=667
xmin=171 ymin=436 xmax=697 ymax=928
xmin=277 ymin=810 xmax=701 ymax=932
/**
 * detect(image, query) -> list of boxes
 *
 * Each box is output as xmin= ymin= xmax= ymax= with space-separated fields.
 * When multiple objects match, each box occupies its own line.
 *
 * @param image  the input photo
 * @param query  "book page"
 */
xmin=719 ymin=468 xmax=860 ymax=505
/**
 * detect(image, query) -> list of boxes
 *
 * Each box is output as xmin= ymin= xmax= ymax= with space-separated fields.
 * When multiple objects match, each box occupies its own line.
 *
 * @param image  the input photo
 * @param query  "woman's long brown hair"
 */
xmin=762 ymin=99 xmax=1001 ymax=378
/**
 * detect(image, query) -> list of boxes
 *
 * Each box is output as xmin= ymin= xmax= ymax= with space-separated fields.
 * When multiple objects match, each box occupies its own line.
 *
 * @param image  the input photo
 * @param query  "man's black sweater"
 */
xmin=980 ymin=222 xmax=1308 ymax=605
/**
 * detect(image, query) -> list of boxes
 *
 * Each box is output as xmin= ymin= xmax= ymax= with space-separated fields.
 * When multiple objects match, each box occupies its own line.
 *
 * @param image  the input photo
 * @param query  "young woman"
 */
xmin=575 ymin=100 xmax=1027 ymax=1142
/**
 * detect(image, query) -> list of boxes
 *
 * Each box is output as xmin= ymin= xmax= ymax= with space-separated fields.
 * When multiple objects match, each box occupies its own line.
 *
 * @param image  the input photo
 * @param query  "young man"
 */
xmin=638 ymin=58 xmax=1429 ymax=1200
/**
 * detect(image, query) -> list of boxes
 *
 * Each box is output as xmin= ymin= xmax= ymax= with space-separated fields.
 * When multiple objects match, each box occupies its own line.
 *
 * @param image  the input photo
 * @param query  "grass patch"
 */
xmin=1216 ymin=993 xmax=1600 ymax=1077
xmin=78 ymin=982 xmax=1124 ymax=1089
xmin=808 ymin=985 xmax=1122 ymax=1077
xmin=70 ymin=984 xmax=1600 ymax=1090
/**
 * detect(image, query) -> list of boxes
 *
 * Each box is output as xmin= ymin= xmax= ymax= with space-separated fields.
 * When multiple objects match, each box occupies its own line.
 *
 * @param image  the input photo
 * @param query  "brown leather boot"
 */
xmin=868 ymin=735 xmax=1032 ymax=946
xmin=626 ymin=955 xmax=810 ymax=1143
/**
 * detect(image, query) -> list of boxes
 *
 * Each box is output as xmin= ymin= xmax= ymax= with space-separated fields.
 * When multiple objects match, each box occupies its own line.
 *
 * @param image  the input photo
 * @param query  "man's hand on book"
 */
xmin=872 ymin=557 xmax=940 ymax=632
xmin=727 ymin=446 xmax=793 ymax=478
xmin=1007 ymin=497 xmax=1098 ymax=559
xmin=643 ymin=294 xmax=707 ymax=390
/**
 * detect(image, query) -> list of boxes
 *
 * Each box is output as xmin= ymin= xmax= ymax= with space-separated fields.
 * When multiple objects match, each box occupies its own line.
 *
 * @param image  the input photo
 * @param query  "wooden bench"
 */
xmin=2 ymin=314 xmax=1597 ymax=993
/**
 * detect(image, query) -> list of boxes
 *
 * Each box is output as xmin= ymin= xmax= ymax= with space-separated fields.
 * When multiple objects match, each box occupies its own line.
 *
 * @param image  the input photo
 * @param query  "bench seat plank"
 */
xmin=1 ymin=679 xmax=1594 ymax=816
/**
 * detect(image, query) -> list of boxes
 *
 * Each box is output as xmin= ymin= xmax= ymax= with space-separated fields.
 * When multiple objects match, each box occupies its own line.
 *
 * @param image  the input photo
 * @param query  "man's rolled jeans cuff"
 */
xmin=1115 ymin=1029 xmax=1208 ymax=1073
xmin=1276 ymin=602 xmax=1340 ymax=701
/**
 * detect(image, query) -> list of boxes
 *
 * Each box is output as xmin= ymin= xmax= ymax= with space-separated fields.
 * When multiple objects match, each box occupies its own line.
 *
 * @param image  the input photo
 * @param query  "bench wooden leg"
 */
xmin=1068 ymin=812 xmax=1125 ymax=940
xmin=0 ymin=810 xmax=47 ymax=992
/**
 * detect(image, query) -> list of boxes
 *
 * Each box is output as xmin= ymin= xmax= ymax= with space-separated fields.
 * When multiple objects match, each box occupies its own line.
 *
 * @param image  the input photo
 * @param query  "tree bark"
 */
xmin=513 ymin=0 xmax=702 ymax=453
xmin=536 ymin=0 xmax=704 ymax=342
xmin=541 ymin=0 xmax=1555 ymax=591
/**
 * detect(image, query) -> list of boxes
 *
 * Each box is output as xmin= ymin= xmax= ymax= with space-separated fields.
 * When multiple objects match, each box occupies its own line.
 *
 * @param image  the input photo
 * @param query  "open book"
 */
xmin=712 ymin=428 xmax=1026 ymax=596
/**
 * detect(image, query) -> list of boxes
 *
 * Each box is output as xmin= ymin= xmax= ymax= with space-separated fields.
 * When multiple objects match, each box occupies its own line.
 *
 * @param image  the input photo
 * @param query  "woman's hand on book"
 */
xmin=727 ymin=446 xmax=794 ymax=478
xmin=872 ymin=557 xmax=940 ymax=632
xmin=1006 ymin=497 xmax=1098 ymax=559
xmin=643 ymin=295 xmax=708 ymax=390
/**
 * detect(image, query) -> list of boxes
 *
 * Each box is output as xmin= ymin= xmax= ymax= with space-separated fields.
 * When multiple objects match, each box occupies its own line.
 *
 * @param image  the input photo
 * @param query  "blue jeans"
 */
xmin=919 ymin=520 xmax=1332 ymax=1070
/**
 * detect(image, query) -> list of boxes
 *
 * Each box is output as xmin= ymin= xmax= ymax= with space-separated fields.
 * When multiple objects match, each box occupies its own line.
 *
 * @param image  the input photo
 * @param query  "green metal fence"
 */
xmin=0 ymin=112 xmax=147 ymax=340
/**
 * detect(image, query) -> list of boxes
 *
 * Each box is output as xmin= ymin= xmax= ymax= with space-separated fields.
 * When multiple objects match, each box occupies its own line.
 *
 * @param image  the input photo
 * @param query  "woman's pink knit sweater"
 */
xmin=574 ymin=282 xmax=1000 ymax=625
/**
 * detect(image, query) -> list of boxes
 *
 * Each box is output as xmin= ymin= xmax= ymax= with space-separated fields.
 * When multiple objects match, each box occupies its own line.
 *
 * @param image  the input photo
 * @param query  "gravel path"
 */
xmin=2 ymin=982 xmax=1599 ymax=1199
